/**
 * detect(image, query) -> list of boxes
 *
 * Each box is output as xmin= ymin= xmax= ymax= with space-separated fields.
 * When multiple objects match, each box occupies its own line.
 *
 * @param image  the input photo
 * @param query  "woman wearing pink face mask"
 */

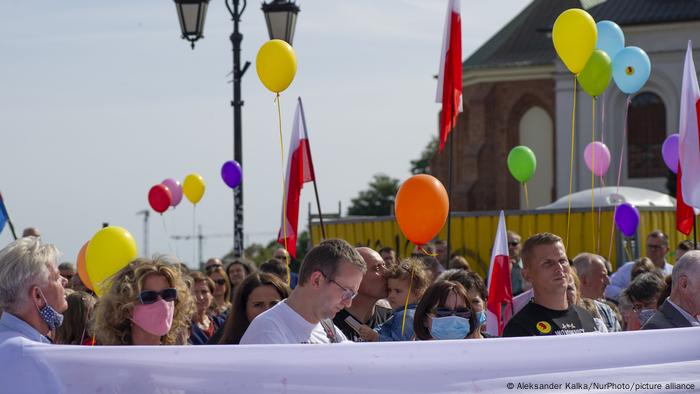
xmin=92 ymin=256 xmax=194 ymax=345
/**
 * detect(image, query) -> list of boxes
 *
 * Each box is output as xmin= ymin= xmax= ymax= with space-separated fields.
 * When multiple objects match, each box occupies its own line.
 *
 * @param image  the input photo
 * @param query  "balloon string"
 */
xmin=609 ymin=96 xmax=631 ymax=265
xmin=161 ymin=214 xmax=174 ymax=255
xmin=400 ymin=266 xmax=415 ymax=337
xmin=591 ymin=96 xmax=596 ymax=254
xmin=599 ymin=91 xmax=606 ymax=255
xmin=192 ymin=204 xmax=196 ymax=267
xmin=418 ymin=245 xmax=438 ymax=257
xmin=566 ymin=75 xmax=577 ymax=250
xmin=523 ymin=182 xmax=532 ymax=237
xmin=275 ymin=93 xmax=291 ymax=286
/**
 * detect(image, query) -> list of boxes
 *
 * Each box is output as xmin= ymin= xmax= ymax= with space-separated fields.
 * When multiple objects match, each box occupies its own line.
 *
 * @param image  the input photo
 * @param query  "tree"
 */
xmin=347 ymin=173 xmax=400 ymax=216
xmin=410 ymin=135 xmax=438 ymax=175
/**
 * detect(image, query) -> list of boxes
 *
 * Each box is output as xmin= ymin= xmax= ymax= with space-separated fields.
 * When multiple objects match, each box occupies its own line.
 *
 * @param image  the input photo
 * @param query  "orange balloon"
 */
xmin=76 ymin=241 xmax=93 ymax=290
xmin=395 ymin=174 xmax=449 ymax=245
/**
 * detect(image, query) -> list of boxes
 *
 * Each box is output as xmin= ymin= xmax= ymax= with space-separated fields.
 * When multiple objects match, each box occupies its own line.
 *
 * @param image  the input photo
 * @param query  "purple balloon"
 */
xmin=662 ymin=134 xmax=679 ymax=174
xmin=221 ymin=160 xmax=242 ymax=189
xmin=614 ymin=202 xmax=640 ymax=237
xmin=161 ymin=178 xmax=183 ymax=207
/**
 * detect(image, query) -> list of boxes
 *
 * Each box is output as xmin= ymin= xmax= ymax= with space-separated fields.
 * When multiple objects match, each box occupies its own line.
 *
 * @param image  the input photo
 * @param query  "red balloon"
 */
xmin=148 ymin=184 xmax=172 ymax=214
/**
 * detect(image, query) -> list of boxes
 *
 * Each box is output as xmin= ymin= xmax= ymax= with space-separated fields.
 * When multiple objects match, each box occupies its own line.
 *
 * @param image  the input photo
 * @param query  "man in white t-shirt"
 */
xmin=240 ymin=239 xmax=366 ymax=344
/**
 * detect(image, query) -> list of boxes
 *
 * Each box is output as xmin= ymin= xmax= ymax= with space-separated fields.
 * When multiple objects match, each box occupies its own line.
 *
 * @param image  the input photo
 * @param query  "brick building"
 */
xmin=431 ymin=0 xmax=700 ymax=212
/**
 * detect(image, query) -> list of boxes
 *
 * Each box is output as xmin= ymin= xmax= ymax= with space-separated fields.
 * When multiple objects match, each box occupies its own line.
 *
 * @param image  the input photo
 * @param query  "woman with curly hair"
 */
xmin=92 ymin=256 xmax=194 ymax=345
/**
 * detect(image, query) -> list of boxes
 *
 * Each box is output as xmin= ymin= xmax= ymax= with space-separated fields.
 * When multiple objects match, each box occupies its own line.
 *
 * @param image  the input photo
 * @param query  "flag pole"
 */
xmin=298 ymin=97 xmax=326 ymax=240
xmin=446 ymin=109 xmax=454 ymax=265
xmin=0 ymin=192 xmax=18 ymax=240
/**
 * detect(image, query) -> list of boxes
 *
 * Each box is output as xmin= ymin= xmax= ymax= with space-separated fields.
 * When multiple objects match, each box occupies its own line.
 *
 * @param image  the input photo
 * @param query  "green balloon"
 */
xmin=507 ymin=146 xmax=537 ymax=183
xmin=577 ymin=49 xmax=612 ymax=97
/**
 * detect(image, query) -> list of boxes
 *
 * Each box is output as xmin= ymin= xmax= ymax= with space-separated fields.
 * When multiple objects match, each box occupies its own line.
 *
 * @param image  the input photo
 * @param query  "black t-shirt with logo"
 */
xmin=502 ymin=301 xmax=596 ymax=337
xmin=333 ymin=306 xmax=392 ymax=342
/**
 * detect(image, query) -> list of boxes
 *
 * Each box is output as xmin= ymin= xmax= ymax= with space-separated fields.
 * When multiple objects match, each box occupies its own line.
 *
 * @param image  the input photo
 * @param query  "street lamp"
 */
xmin=174 ymin=0 xmax=210 ymax=49
xmin=173 ymin=0 xmax=299 ymax=258
xmin=261 ymin=0 xmax=300 ymax=45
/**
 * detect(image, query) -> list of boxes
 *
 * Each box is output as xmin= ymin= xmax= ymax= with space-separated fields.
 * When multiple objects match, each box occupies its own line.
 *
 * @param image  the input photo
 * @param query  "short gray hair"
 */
xmin=0 ymin=237 xmax=60 ymax=312
xmin=672 ymin=250 xmax=700 ymax=291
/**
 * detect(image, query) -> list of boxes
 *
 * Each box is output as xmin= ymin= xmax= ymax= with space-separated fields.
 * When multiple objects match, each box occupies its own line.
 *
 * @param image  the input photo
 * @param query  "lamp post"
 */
xmin=174 ymin=0 xmax=299 ymax=257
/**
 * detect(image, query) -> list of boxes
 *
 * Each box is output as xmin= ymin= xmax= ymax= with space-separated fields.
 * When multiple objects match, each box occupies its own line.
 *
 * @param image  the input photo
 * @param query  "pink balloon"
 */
xmin=161 ymin=178 xmax=183 ymax=207
xmin=584 ymin=142 xmax=611 ymax=177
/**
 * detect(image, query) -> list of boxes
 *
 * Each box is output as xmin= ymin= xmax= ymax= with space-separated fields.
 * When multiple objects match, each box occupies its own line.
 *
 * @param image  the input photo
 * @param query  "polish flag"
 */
xmin=436 ymin=0 xmax=463 ymax=152
xmin=486 ymin=211 xmax=513 ymax=336
xmin=679 ymin=41 xmax=700 ymax=214
xmin=278 ymin=98 xmax=316 ymax=258
xmin=676 ymin=166 xmax=694 ymax=235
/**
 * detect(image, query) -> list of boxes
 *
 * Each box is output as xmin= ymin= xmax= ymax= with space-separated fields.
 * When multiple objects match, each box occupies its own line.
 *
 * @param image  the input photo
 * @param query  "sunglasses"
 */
xmin=214 ymin=279 xmax=226 ymax=286
xmin=139 ymin=288 xmax=178 ymax=304
xmin=508 ymin=241 xmax=520 ymax=246
xmin=435 ymin=307 xmax=471 ymax=319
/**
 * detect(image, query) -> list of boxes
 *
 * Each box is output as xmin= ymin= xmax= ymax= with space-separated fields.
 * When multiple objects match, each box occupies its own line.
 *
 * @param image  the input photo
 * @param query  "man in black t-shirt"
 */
xmin=333 ymin=247 xmax=392 ymax=341
xmin=503 ymin=233 xmax=596 ymax=337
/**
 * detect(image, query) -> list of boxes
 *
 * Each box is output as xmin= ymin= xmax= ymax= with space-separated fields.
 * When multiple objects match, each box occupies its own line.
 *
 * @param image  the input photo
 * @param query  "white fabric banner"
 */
xmin=1 ymin=328 xmax=699 ymax=394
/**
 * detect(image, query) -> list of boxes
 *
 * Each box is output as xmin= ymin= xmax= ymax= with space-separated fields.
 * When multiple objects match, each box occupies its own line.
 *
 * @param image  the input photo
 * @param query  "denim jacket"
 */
xmin=375 ymin=304 xmax=417 ymax=342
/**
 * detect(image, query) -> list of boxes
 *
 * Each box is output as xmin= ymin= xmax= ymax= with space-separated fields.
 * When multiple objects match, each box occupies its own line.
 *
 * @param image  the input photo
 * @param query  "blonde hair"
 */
xmin=92 ymin=255 xmax=194 ymax=345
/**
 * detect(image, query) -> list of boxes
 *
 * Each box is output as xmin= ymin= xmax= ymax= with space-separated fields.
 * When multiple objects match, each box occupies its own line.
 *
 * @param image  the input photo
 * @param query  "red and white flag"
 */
xmin=679 ymin=41 xmax=700 ymax=214
xmin=436 ymin=0 xmax=463 ymax=152
xmin=278 ymin=98 xmax=316 ymax=258
xmin=486 ymin=211 xmax=513 ymax=336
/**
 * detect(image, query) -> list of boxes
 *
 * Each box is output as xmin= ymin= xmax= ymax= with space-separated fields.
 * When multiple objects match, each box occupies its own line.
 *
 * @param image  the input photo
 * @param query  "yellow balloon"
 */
xmin=256 ymin=39 xmax=297 ymax=93
xmin=552 ymin=9 xmax=597 ymax=74
xmin=183 ymin=173 xmax=205 ymax=204
xmin=85 ymin=226 xmax=138 ymax=296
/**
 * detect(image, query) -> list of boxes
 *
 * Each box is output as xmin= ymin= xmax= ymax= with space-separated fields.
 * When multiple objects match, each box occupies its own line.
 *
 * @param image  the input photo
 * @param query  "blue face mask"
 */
xmin=37 ymin=288 xmax=64 ymax=330
xmin=430 ymin=316 xmax=470 ymax=340
xmin=476 ymin=311 xmax=487 ymax=326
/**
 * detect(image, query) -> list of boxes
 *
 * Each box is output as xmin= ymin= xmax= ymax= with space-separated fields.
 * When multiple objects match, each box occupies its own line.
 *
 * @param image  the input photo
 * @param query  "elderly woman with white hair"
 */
xmin=0 ymin=237 xmax=68 ymax=343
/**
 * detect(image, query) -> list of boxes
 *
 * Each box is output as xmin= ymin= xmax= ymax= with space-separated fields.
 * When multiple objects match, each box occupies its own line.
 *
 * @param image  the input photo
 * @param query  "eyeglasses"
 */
xmin=214 ymin=279 xmax=226 ymax=286
xmin=139 ymin=288 xmax=178 ymax=304
xmin=434 ymin=307 xmax=471 ymax=319
xmin=206 ymin=264 xmax=223 ymax=272
xmin=373 ymin=261 xmax=388 ymax=273
xmin=320 ymin=272 xmax=357 ymax=301
xmin=646 ymin=244 xmax=666 ymax=251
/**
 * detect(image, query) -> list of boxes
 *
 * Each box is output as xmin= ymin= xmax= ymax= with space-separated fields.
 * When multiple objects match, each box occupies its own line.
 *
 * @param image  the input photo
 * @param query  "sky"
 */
xmin=0 ymin=0 xmax=530 ymax=267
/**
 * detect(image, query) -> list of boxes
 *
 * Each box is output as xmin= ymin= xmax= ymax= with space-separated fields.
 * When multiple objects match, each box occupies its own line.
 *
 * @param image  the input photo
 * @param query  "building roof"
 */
xmin=537 ymin=186 xmax=676 ymax=209
xmin=588 ymin=0 xmax=700 ymax=26
xmin=463 ymin=0 xmax=700 ymax=71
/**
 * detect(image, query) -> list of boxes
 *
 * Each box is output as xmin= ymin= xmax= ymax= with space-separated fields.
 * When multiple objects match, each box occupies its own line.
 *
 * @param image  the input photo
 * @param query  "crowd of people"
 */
xmin=0 ymin=227 xmax=698 ymax=348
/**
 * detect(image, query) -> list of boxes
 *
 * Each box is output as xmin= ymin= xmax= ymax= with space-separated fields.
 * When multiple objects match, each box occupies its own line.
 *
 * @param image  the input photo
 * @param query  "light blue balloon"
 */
xmin=596 ymin=21 xmax=625 ymax=60
xmin=612 ymin=47 xmax=651 ymax=95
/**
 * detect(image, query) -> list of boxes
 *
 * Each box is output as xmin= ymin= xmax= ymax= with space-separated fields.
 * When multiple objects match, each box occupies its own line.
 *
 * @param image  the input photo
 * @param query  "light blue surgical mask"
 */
xmin=430 ymin=316 xmax=470 ymax=340
xmin=476 ymin=310 xmax=487 ymax=326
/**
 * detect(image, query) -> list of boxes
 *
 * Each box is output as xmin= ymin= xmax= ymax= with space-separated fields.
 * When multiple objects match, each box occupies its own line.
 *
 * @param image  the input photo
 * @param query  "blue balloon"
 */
xmin=596 ymin=21 xmax=625 ymax=60
xmin=612 ymin=47 xmax=651 ymax=94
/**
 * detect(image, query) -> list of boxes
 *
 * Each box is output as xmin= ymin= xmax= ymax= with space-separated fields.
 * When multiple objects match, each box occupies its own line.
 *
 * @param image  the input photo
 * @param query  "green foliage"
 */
xmin=410 ymin=136 xmax=438 ymax=175
xmin=347 ymin=173 xmax=400 ymax=216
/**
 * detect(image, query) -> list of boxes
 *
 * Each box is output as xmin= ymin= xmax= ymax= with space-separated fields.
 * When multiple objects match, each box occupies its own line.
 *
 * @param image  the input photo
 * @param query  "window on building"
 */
xmin=627 ymin=92 xmax=666 ymax=178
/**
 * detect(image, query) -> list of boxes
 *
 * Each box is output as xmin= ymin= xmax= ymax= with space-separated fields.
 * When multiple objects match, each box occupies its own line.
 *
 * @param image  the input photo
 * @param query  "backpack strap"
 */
xmin=319 ymin=319 xmax=340 ymax=343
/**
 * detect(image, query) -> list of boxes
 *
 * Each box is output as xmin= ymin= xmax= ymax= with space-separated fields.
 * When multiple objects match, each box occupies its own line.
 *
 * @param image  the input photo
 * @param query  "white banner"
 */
xmin=1 ymin=328 xmax=699 ymax=394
